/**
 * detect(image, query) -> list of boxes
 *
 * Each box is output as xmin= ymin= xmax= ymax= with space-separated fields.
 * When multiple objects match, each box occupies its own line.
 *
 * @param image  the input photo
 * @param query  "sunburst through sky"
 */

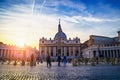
xmin=0 ymin=0 xmax=120 ymax=48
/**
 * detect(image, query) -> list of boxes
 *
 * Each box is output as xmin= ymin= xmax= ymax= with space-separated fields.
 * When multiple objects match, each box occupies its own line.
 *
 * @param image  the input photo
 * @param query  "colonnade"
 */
xmin=40 ymin=46 xmax=81 ymax=58
xmin=0 ymin=49 xmax=26 ymax=60
xmin=93 ymin=49 xmax=120 ymax=58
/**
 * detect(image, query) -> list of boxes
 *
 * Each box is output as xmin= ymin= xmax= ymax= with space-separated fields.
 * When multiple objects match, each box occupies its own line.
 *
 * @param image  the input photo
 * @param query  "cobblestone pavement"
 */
xmin=0 ymin=62 xmax=120 ymax=80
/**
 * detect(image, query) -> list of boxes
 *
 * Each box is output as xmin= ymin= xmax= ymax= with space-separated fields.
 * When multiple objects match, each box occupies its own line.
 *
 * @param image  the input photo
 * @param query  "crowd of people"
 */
xmin=38 ymin=53 xmax=120 ymax=67
xmin=45 ymin=54 xmax=67 ymax=67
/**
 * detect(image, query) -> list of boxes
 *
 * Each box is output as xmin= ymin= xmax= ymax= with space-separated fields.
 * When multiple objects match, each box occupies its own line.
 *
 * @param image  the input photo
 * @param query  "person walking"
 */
xmin=58 ymin=54 xmax=61 ymax=67
xmin=63 ymin=56 xmax=67 ymax=67
xmin=46 ymin=54 xmax=51 ymax=67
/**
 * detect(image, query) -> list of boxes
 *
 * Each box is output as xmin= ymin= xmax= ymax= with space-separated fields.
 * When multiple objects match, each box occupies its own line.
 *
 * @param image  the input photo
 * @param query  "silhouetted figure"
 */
xmin=21 ymin=59 xmax=25 ymax=66
xmin=30 ymin=54 xmax=35 ymax=66
xmin=46 ymin=54 xmax=51 ymax=67
xmin=40 ymin=57 xmax=43 ymax=63
xmin=63 ymin=56 xmax=67 ymax=66
xmin=7 ymin=59 xmax=11 ymax=64
xmin=58 ymin=54 xmax=61 ymax=67
xmin=75 ymin=52 xmax=78 ymax=58
xmin=36 ymin=56 xmax=39 ymax=64
xmin=14 ymin=60 xmax=17 ymax=66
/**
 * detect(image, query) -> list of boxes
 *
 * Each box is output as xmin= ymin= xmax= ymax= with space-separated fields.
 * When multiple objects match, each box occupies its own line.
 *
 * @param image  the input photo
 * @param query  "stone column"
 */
xmin=116 ymin=50 xmax=119 ymax=58
xmin=96 ymin=50 xmax=99 ymax=57
xmin=20 ymin=50 xmax=22 ymax=59
xmin=2 ymin=49 xmax=4 ymax=58
xmin=111 ymin=50 xmax=114 ymax=58
xmin=70 ymin=47 xmax=73 ymax=56
xmin=55 ymin=47 xmax=57 ymax=56
xmin=6 ymin=49 xmax=8 ymax=59
xmin=13 ymin=50 xmax=16 ymax=58
xmin=73 ymin=47 xmax=76 ymax=56
xmin=60 ymin=47 xmax=62 ymax=56
xmin=1 ymin=49 xmax=3 ymax=58
xmin=8 ymin=50 xmax=10 ymax=59
xmin=7 ymin=50 xmax=9 ymax=59
xmin=49 ymin=47 xmax=51 ymax=56
xmin=64 ymin=47 xmax=66 ymax=56
xmin=4 ymin=49 xmax=6 ymax=58
xmin=0 ymin=49 xmax=2 ymax=58
xmin=78 ymin=47 xmax=80 ymax=56
xmin=106 ymin=50 xmax=109 ymax=58
xmin=44 ymin=47 xmax=47 ymax=57
xmin=115 ymin=50 xmax=117 ymax=58
xmin=53 ymin=47 xmax=56 ymax=56
xmin=40 ymin=47 xmax=42 ymax=55
xmin=113 ymin=50 xmax=115 ymax=58
xmin=11 ymin=50 xmax=13 ymax=58
xmin=5 ymin=49 xmax=7 ymax=59
xmin=69 ymin=47 xmax=71 ymax=56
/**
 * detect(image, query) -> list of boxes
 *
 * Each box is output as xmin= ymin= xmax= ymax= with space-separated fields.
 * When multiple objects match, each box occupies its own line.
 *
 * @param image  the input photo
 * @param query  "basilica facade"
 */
xmin=39 ymin=20 xmax=81 ymax=60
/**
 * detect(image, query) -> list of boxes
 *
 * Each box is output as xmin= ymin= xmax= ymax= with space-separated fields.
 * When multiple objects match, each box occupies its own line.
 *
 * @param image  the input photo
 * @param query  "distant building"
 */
xmin=82 ymin=31 xmax=120 ymax=58
xmin=39 ymin=20 xmax=81 ymax=60
xmin=0 ymin=42 xmax=38 ymax=61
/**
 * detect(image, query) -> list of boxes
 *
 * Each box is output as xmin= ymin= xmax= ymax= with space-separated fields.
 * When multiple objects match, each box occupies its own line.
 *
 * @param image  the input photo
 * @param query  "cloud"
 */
xmin=0 ymin=0 xmax=120 ymax=46
xmin=63 ymin=15 xmax=120 ymax=23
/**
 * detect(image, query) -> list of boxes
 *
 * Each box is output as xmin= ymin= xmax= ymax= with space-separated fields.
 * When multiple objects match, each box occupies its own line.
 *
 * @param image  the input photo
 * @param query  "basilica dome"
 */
xmin=54 ymin=31 xmax=67 ymax=40
xmin=54 ymin=20 xmax=67 ymax=40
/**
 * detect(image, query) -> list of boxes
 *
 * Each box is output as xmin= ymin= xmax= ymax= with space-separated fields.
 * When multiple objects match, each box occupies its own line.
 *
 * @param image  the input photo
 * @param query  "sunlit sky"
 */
xmin=0 ymin=0 xmax=120 ymax=48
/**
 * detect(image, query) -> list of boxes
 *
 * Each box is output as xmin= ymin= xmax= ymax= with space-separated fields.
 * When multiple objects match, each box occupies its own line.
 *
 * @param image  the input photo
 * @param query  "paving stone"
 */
xmin=0 ymin=62 xmax=120 ymax=80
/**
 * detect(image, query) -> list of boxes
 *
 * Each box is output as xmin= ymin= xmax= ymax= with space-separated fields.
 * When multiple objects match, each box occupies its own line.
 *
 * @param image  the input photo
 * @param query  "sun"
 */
xmin=16 ymin=39 xmax=25 ymax=47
